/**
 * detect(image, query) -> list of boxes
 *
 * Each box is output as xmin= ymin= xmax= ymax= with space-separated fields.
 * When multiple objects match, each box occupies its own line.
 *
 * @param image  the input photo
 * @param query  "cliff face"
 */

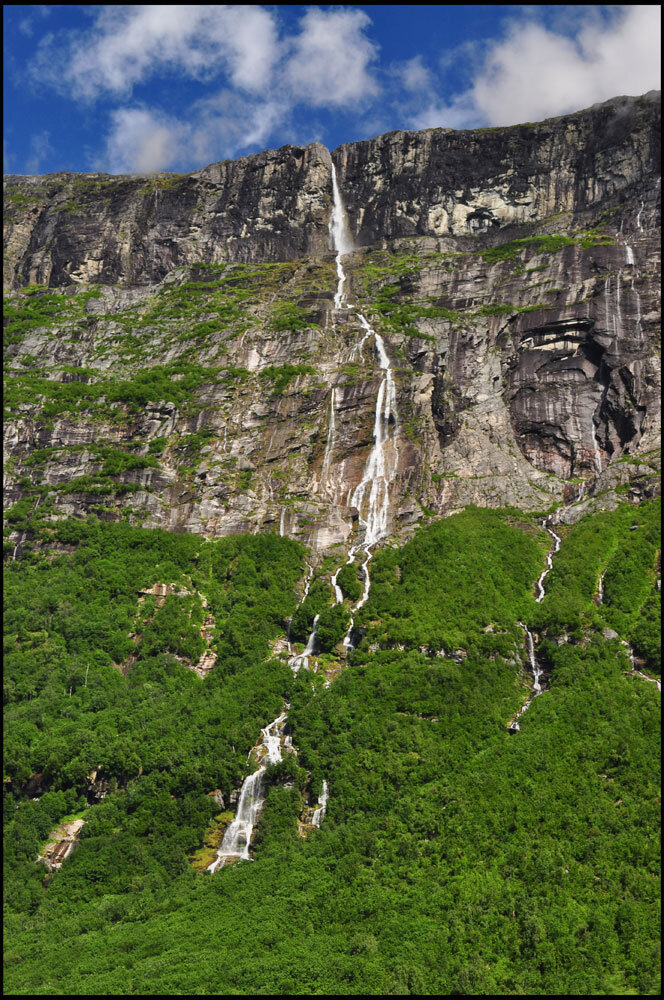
xmin=3 ymin=93 xmax=661 ymax=556
xmin=334 ymin=92 xmax=660 ymax=244
xmin=4 ymin=142 xmax=333 ymax=289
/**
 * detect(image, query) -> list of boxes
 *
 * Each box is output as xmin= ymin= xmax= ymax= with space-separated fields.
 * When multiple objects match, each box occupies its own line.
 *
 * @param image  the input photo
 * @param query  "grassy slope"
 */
xmin=3 ymin=503 xmax=660 ymax=995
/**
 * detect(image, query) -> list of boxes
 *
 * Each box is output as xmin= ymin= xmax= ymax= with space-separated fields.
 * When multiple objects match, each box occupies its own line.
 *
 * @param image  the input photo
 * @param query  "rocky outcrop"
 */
xmin=3 ymin=94 xmax=661 ymax=557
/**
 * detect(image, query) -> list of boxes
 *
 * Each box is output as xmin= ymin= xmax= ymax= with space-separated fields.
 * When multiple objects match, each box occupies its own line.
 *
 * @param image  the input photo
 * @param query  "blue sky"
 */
xmin=3 ymin=5 xmax=660 ymax=176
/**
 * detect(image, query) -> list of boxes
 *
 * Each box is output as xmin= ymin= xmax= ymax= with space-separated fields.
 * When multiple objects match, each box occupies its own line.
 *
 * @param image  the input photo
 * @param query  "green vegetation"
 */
xmin=3 ymin=502 xmax=659 ymax=995
xmin=357 ymin=507 xmax=543 ymax=651
xmin=480 ymin=232 xmax=614 ymax=265
xmin=259 ymin=364 xmax=316 ymax=396
xmin=336 ymin=562 xmax=363 ymax=603
xmin=534 ymin=499 xmax=661 ymax=671
xmin=270 ymin=301 xmax=316 ymax=333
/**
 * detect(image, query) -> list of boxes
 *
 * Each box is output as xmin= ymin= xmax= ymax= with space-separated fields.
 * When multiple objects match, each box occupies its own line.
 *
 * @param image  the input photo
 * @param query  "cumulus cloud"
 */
xmin=101 ymin=109 xmax=184 ymax=174
xmin=22 ymin=5 xmax=660 ymax=174
xmin=31 ymin=5 xmax=281 ymax=100
xmin=411 ymin=5 xmax=661 ymax=130
xmin=283 ymin=8 xmax=379 ymax=107
xmin=30 ymin=5 xmax=381 ymax=172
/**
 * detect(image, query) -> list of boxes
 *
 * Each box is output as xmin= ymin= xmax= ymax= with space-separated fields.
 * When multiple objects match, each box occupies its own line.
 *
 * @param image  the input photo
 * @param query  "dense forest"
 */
xmin=3 ymin=500 xmax=660 ymax=995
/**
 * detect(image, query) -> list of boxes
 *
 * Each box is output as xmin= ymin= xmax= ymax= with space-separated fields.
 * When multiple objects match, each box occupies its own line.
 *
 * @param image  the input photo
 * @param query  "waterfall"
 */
xmin=290 ymin=614 xmax=320 ymax=674
xmin=207 ymin=712 xmax=288 ymax=871
xmin=328 ymin=163 xmax=400 ymax=651
xmin=510 ymin=621 xmax=546 ymax=730
xmin=12 ymin=531 xmax=25 ymax=562
xmin=625 ymin=244 xmax=635 ymax=266
xmin=522 ymin=623 xmax=543 ymax=694
xmin=604 ymin=272 xmax=624 ymax=340
xmin=311 ymin=780 xmax=329 ymax=827
xmin=329 ymin=164 xmax=354 ymax=308
xmin=279 ymin=508 xmax=286 ymax=537
xmin=597 ymin=571 xmax=604 ymax=604
xmin=636 ymin=200 xmax=644 ymax=231
xmin=631 ymin=278 xmax=644 ymax=343
xmin=535 ymin=515 xmax=561 ymax=603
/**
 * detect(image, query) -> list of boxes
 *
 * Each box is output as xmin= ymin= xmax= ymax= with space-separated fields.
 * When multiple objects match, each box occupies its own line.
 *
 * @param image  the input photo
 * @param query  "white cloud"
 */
xmin=283 ymin=8 xmax=379 ymax=107
xmin=394 ymin=56 xmax=434 ymax=95
xmin=31 ymin=5 xmax=280 ymax=100
xmin=410 ymin=6 xmax=661 ymax=131
xmin=101 ymin=109 xmax=183 ymax=174
xmin=30 ymin=5 xmax=382 ymax=173
xmin=472 ymin=5 xmax=661 ymax=125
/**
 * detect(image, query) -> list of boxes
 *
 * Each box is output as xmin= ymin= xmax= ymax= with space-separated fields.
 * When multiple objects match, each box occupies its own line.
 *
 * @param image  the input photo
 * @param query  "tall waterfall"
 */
xmin=207 ymin=712 xmax=288 ymax=871
xmin=510 ymin=510 xmax=564 ymax=731
xmin=328 ymin=163 xmax=400 ymax=648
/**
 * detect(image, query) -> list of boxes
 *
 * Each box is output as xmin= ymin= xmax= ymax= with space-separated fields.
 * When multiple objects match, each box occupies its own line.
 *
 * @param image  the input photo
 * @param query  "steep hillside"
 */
xmin=3 ymin=93 xmax=661 ymax=996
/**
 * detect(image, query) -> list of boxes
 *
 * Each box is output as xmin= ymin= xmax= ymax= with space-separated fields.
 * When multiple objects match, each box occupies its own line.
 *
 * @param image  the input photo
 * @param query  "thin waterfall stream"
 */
xmin=509 ymin=507 xmax=564 ymax=731
xmin=535 ymin=514 xmax=562 ymax=603
xmin=327 ymin=163 xmax=399 ymax=649
xmin=207 ymin=712 xmax=289 ymax=871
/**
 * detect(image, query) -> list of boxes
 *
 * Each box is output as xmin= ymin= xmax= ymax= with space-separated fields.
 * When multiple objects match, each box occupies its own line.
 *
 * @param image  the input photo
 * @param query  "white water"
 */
xmin=290 ymin=614 xmax=320 ymax=674
xmin=311 ymin=780 xmax=329 ymax=827
xmin=535 ymin=515 xmax=561 ymax=603
xmin=329 ymin=165 xmax=354 ymax=308
xmin=633 ymin=671 xmax=662 ymax=692
xmin=12 ymin=531 xmax=25 ymax=562
xmin=597 ymin=571 xmax=604 ymax=604
xmin=636 ymin=200 xmax=644 ymax=231
xmin=511 ymin=621 xmax=546 ymax=730
xmin=327 ymin=164 xmax=400 ymax=650
xmin=207 ymin=712 xmax=288 ymax=871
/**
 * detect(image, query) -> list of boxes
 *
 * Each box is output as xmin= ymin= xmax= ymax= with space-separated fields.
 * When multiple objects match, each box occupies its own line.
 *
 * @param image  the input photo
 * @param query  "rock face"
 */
xmin=4 ymin=142 xmax=333 ymax=289
xmin=3 ymin=93 xmax=661 ymax=556
xmin=333 ymin=92 xmax=660 ymax=243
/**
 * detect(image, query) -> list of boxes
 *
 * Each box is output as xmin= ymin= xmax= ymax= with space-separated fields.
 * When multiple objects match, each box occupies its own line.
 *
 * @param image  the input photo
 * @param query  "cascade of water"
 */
xmin=535 ymin=514 xmax=561 ymax=603
xmin=329 ymin=165 xmax=354 ymax=308
xmin=625 ymin=244 xmax=635 ymax=266
xmin=290 ymin=613 xmax=320 ymax=674
xmin=510 ymin=622 xmax=545 ymax=730
xmin=208 ymin=713 xmax=288 ymax=871
xmin=636 ymin=200 xmax=644 ymax=231
xmin=279 ymin=508 xmax=286 ymax=537
xmin=597 ymin=571 xmax=604 ymax=604
xmin=633 ymin=671 xmax=662 ymax=692
xmin=326 ymin=164 xmax=400 ymax=652
xmin=311 ymin=780 xmax=329 ymax=827
xmin=12 ymin=531 xmax=25 ymax=562
xmin=632 ymin=278 xmax=644 ymax=344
